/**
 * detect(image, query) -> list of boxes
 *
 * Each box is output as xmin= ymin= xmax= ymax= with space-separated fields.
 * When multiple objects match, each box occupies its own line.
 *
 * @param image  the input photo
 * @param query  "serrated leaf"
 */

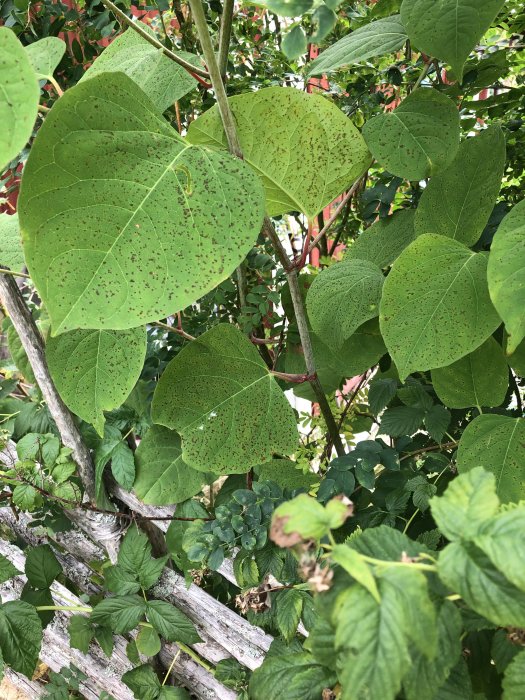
xmin=424 ymin=405 xmax=450 ymax=443
xmin=488 ymin=200 xmax=525 ymax=353
xmin=134 ymin=425 xmax=203 ymax=505
xmin=380 ymin=405 xmax=425 ymax=436
xmin=306 ymin=259 xmax=384 ymax=350
xmin=46 ymin=327 xmax=146 ymax=437
xmin=12 ymin=483 xmax=41 ymax=510
xmin=431 ymin=337 xmax=509 ymax=409
xmin=0 ymin=27 xmax=39 ymax=171
xmin=275 ymin=589 xmax=304 ymax=642
xmin=90 ymin=595 xmax=146 ymax=634
xmin=187 ymin=86 xmax=371 ymax=219
xmin=0 ymin=600 xmax=42 ymax=677
xmin=0 ymin=554 xmax=20 ymax=584
xmin=503 ymin=650 xmax=525 ymax=699
xmin=415 ymin=127 xmax=506 ymax=247
xmin=349 ymin=524 xmax=427 ymax=561
xmin=435 ymin=659 xmax=472 ymax=700
xmin=362 ymin=89 xmax=460 ymax=181
xmin=0 ymin=213 xmax=25 ymax=271
xmin=68 ymin=615 xmax=94 ymax=654
xmin=380 ymin=234 xmax=500 ymax=381
xmin=249 ymin=652 xmax=335 ymax=700
xmin=95 ymin=626 xmax=114 ymax=657
xmin=331 ymin=545 xmax=380 ymax=602
xmin=152 ymin=324 xmax=298 ymax=474
xmin=146 ymin=600 xmax=201 ymax=644
xmin=25 ymin=37 xmax=66 ymax=81
xmin=19 ymin=72 xmax=265 ymax=334
xmin=25 ymin=544 xmax=62 ymax=589
xmin=474 ymin=509 xmax=525 ymax=593
xmin=136 ymin=625 xmax=162 ymax=657
xmin=118 ymin=527 xmax=152 ymax=573
xmin=457 ymin=416 xmax=525 ymax=503
xmin=122 ymin=664 xmax=161 ymax=700
xmin=110 ymin=440 xmax=136 ymax=490
xmin=346 ymin=209 xmax=418 ymax=269
xmin=368 ymin=377 xmax=398 ymax=415
xmin=16 ymin=432 xmax=60 ymax=466
xmin=104 ymin=565 xmax=141 ymax=595
xmin=401 ymin=0 xmax=506 ymax=81
xmin=307 ymin=15 xmax=407 ymax=75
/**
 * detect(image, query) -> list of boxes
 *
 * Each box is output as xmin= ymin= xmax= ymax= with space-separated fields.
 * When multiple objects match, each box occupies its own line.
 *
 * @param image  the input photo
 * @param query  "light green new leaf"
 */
xmin=331 ymin=545 xmax=380 ymax=602
xmin=456 ymin=415 xmax=525 ymax=503
xmin=25 ymin=37 xmax=66 ymax=81
xmin=415 ymin=127 xmax=506 ymax=247
xmin=488 ymin=200 xmax=525 ymax=353
xmin=187 ymin=86 xmax=371 ymax=219
xmin=431 ymin=337 xmax=508 ymax=409
xmin=307 ymin=15 xmax=407 ymax=75
xmin=249 ymin=652 xmax=335 ymax=700
xmin=0 ymin=600 xmax=42 ymax=678
xmin=0 ymin=27 xmax=39 ymax=172
xmin=134 ymin=425 xmax=203 ymax=505
xmin=306 ymin=259 xmax=384 ymax=350
xmin=362 ymin=88 xmax=460 ymax=181
xmin=0 ymin=213 xmax=25 ymax=271
xmin=152 ymin=324 xmax=298 ymax=474
xmin=80 ymin=23 xmax=198 ymax=113
xmin=271 ymin=494 xmax=350 ymax=543
xmin=346 ymin=209 xmax=418 ymax=269
xmin=19 ymin=73 xmax=265 ymax=335
xmin=503 ymin=650 xmax=525 ymax=699
xmin=474 ymin=509 xmax=525 ymax=593
xmin=46 ymin=327 xmax=146 ymax=436
xmin=380 ymin=234 xmax=500 ymax=381
xmin=401 ymin=0 xmax=506 ymax=81
xmin=0 ymin=554 xmax=19 ymax=585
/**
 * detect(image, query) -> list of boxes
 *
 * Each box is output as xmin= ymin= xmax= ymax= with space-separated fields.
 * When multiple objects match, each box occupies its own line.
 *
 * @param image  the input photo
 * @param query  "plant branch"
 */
xmin=152 ymin=321 xmax=195 ymax=341
xmin=0 ymin=268 xmax=31 ymax=279
xmin=400 ymin=441 xmax=457 ymax=462
xmin=307 ymin=177 xmax=363 ymax=255
xmin=218 ymin=0 xmax=235 ymax=77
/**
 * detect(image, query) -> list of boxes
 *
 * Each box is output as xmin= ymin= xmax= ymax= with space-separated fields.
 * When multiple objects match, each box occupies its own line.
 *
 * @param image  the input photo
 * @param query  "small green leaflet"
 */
xmin=415 ymin=127 xmax=506 ymax=247
xmin=46 ymin=327 xmax=146 ymax=436
xmin=282 ymin=25 xmax=307 ymax=59
xmin=134 ymin=425 xmax=203 ymax=505
xmin=380 ymin=234 xmax=500 ymax=380
xmin=90 ymin=595 xmax=146 ymax=634
xmin=0 ymin=600 xmax=42 ymax=677
xmin=0 ymin=213 xmax=25 ymax=272
xmin=431 ymin=337 xmax=509 ymax=409
xmin=95 ymin=426 xmax=135 ymax=505
xmin=249 ymin=652 xmax=335 ymax=700
xmin=80 ymin=22 xmax=198 ymax=113
xmin=456 ymin=415 xmax=525 ymax=503
xmin=109 ymin=528 xmax=167 ymax=592
xmin=136 ymin=625 xmax=161 ymax=657
xmin=362 ymin=88 xmax=460 ymax=181
xmin=274 ymin=589 xmax=304 ymax=642
xmin=19 ymin=72 xmax=265 ymax=335
xmin=145 ymin=600 xmax=201 ymax=645
xmin=152 ymin=324 xmax=298 ymax=475
xmin=122 ymin=664 xmax=162 ymax=700
xmin=24 ymin=37 xmax=66 ymax=81
xmin=68 ymin=615 xmax=94 ymax=654
xmin=488 ymin=200 xmax=525 ymax=353
xmin=307 ymin=15 xmax=407 ymax=75
xmin=271 ymin=494 xmax=350 ymax=543
xmin=346 ymin=209 xmax=418 ymax=269
xmin=0 ymin=554 xmax=20 ymax=584
xmin=0 ymin=27 xmax=39 ymax=172
xmin=401 ymin=0 xmax=506 ymax=81
xmin=187 ymin=86 xmax=371 ymax=219
xmin=306 ymin=259 xmax=384 ymax=351
xmin=25 ymin=544 xmax=62 ymax=589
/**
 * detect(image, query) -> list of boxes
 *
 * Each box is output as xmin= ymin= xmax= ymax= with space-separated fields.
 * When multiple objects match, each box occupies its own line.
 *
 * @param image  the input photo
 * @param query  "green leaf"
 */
xmin=158 ymin=687 xmax=190 ymax=700
xmin=368 ymin=377 xmax=398 ymax=415
xmin=431 ymin=337 xmax=509 ymax=409
xmin=95 ymin=626 xmax=114 ymax=657
xmin=145 ymin=600 xmax=201 ymax=644
xmin=0 ymin=27 xmax=39 ymax=171
xmin=249 ymin=652 xmax=335 ymax=700
xmin=349 ymin=524 xmax=427 ymax=561
xmin=474 ymin=508 xmax=525 ymax=593
xmin=90 ymin=595 xmax=146 ymax=634
xmin=380 ymin=234 xmax=500 ymax=381
xmin=7 ymin=321 xmax=35 ymax=383
xmin=331 ymin=545 xmax=380 ymax=602
xmin=307 ymin=15 xmax=407 ymax=75
xmin=281 ymin=25 xmax=307 ymax=59
xmin=152 ymin=324 xmax=298 ymax=474
xmin=430 ymin=467 xmax=499 ymax=541
xmin=380 ymin=405 xmax=425 ymax=436
xmin=0 ymin=600 xmax=42 ymax=677
xmin=362 ymin=88 xmax=459 ymax=181
xmin=271 ymin=494 xmax=351 ymax=544
xmin=435 ymin=659 xmax=472 ymax=700
xmin=401 ymin=0 xmax=506 ymax=81
xmin=16 ymin=432 xmax=60 ymax=466
xmin=275 ymin=589 xmax=304 ymax=642
xmin=24 ymin=37 xmax=66 ymax=81
xmin=80 ymin=23 xmax=198 ymax=112
xmin=488 ymin=200 xmax=525 ymax=353
xmin=19 ymin=73 xmax=265 ymax=335
xmin=415 ymin=127 xmax=506 ymax=247
xmin=110 ymin=440 xmax=136 ymax=491
xmin=310 ymin=4 xmax=338 ymax=43
xmin=187 ymin=86 xmax=371 ymax=219
xmin=137 ymin=556 xmax=167 ymax=591
xmin=503 ymin=650 xmax=525 ymax=699
xmin=306 ymin=259 xmax=384 ymax=350
xmin=25 ymin=544 xmax=62 ymax=589
xmin=122 ymin=664 xmax=161 ymax=700
xmin=424 ymin=405 xmax=451 ymax=443
xmin=118 ymin=528 xmax=152 ymax=574
xmin=456 ymin=415 xmax=525 ymax=503
xmin=136 ymin=625 xmax=162 ymax=657
xmin=256 ymin=459 xmax=319 ymax=491
xmin=0 ymin=213 xmax=25 ymax=271
xmin=12 ymin=483 xmax=41 ymax=510
xmin=336 ymin=318 xmax=387 ymax=378
xmin=68 ymin=615 xmax=94 ymax=654
xmin=46 ymin=327 xmax=146 ymax=437
xmin=346 ymin=209 xmax=418 ymax=269
xmin=0 ymin=554 xmax=20 ymax=584
xmin=104 ymin=565 xmax=141 ymax=595
xmin=134 ymin=425 xmax=203 ymax=505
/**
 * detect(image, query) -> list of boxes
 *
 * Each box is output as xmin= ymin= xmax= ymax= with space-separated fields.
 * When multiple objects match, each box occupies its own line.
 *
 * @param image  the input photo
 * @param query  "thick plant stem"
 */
xmin=0 ymin=274 xmax=97 ymax=502
xmin=218 ymin=0 xmax=235 ymax=77
xmin=188 ymin=0 xmax=345 ymax=456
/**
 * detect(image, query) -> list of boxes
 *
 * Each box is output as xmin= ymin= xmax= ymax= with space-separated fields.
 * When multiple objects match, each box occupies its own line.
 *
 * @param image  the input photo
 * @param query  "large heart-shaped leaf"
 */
xmin=19 ymin=73 xmax=265 ymax=335
xmin=380 ymin=234 xmax=501 ymax=380
xmin=362 ymin=88 xmax=459 ymax=181
xmin=307 ymin=15 xmax=408 ymax=75
xmin=346 ymin=209 xmax=418 ymax=269
xmin=0 ymin=213 xmax=24 ymax=271
xmin=415 ymin=127 xmax=506 ymax=246
xmin=25 ymin=37 xmax=66 ymax=81
xmin=0 ymin=27 xmax=39 ymax=171
xmin=80 ymin=23 xmax=198 ymax=113
xmin=187 ymin=86 xmax=371 ymax=219
xmin=401 ymin=0 xmax=506 ymax=81
xmin=152 ymin=324 xmax=298 ymax=474
xmin=134 ymin=425 xmax=203 ymax=505
xmin=457 ymin=415 xmax=525 ymax=503
xmin=488 ymin=200 xmax=525 ymax=353
xmin=46 ymin=327 xmax=147 ymax=435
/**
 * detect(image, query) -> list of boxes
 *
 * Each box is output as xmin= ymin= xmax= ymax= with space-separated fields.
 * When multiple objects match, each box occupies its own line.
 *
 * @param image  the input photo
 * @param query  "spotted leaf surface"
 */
xmin=0 ymin=27 xmax=39 ymax=172
xmin=19 ymin=73 xmax=265 ymax=334
xmin=380 ymin=234 xmax=500 ymax=381
xmin=46 ymin=326 xmax=146 ymax=435
xmin=134 ymin=425 xmax=203 ymax=505
xmin=401 ymin=0 xmax=506 ymax=81
xmin=25 ymin=37 xmax=66 ymax=81
xmin=152 ymin=324 xmax=298 ymax=474
xmin=346 ymin=209 xmax=418 ymax=269
xmin=0 ymin=213 xmax=25 ymax=271
xmin=362 ymin=88 xmax=459 ymax=181
xmin=187 ymin=86 xmax=371 ymax=219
